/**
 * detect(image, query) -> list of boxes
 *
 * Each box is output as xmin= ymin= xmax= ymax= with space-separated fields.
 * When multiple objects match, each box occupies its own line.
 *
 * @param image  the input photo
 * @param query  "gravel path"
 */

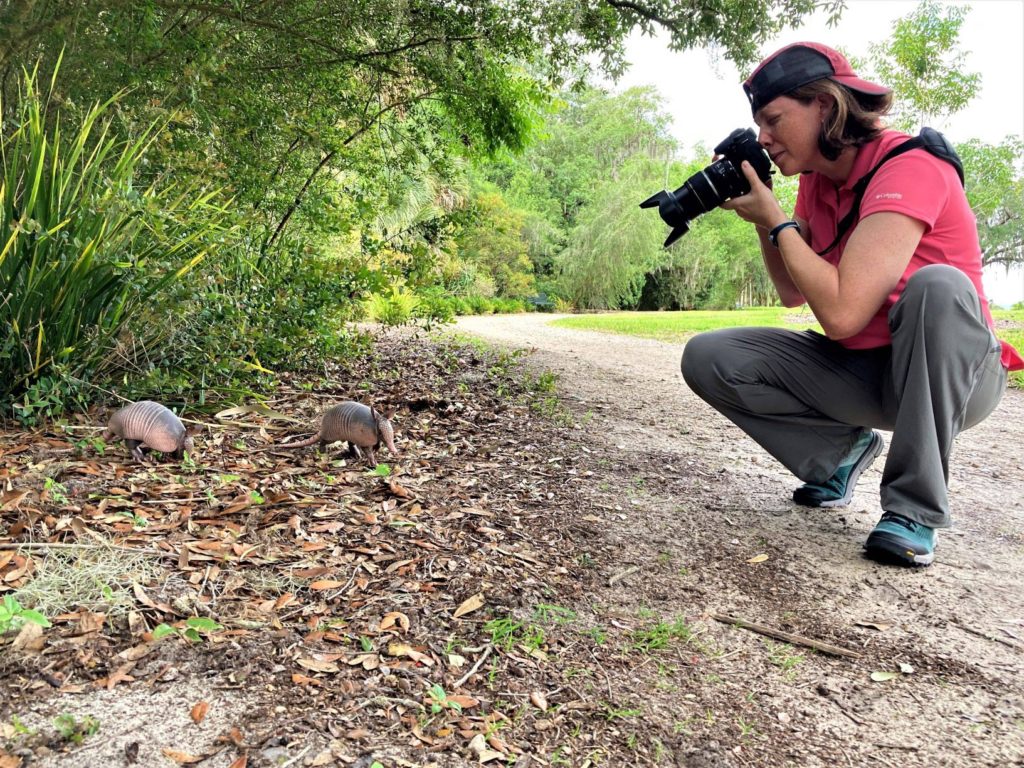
xmin=453 ymin=311 xmax=1024 ymax=767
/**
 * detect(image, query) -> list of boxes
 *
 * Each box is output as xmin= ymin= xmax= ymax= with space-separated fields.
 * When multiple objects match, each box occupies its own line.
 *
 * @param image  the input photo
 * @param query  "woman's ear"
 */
xmin=814 ymin=92 xmax=836 ymax=120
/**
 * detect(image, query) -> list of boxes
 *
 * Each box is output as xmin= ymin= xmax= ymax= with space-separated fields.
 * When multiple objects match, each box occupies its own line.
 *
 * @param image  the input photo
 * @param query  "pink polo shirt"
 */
xmin=795 ymin=129 xmax=1023 ymax=371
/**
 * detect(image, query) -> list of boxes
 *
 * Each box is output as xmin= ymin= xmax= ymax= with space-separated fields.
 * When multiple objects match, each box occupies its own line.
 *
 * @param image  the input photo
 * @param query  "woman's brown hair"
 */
xmin=787 ymin=79 xmax=894 ymax=161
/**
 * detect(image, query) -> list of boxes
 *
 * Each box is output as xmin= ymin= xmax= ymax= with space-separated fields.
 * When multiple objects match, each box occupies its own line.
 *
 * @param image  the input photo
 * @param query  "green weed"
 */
xmin=0 ymin=595 xmax=51 ymax=635
xmin=53 ymin=714 xmax=100 ymax=745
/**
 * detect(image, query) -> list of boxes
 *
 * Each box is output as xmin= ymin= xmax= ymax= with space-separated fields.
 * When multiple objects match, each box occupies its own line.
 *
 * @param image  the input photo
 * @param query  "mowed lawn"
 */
xmin=551 ymin=307 xmax=1024 ymax=386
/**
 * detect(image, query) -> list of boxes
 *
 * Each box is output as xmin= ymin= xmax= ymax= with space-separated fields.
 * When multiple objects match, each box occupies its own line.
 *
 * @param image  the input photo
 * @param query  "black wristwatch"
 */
xmin=768 ymin=220 xmax=801 ymax=248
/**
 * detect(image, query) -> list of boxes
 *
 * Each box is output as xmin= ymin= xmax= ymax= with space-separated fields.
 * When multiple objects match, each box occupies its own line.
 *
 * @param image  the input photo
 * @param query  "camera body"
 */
xmin=641 ymin=128 xmax=772 ymax=247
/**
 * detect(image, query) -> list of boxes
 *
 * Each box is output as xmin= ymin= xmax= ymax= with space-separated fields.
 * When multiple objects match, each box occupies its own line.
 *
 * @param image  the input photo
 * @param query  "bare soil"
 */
xmin=1 ymin=313 xmax=1022 ymax=768
xmin=451 ymin=312 xmax=1024 ymax=767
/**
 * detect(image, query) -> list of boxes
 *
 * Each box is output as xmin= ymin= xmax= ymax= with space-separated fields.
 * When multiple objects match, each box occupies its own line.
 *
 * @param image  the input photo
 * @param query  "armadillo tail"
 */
xmin=276 ymin=432 xmax=322 ymax=449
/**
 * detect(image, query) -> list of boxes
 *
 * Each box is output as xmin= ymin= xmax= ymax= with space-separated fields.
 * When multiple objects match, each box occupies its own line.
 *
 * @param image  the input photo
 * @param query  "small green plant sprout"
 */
xmin=483 ymin=616 xmax=546 ymax=652
xmin=73 ymin=436 xmax=106 ymax=456
xmin=601 ymin=703 xmax=642 ymax=721
xmin=43 ymin=477 xmax=70 ymax=505
xmin=766 ymin=641 xmax=804 ymax=677
xmin=630 ymin=617 xmax=695 ymax=653
xmin=151 ymin=616 xmax=223 ymax=643
xmin=737 ymin=716 xmax=759 ymax=739
xmin=8 ymin=714 xmax=34 ymax=736
xmin=584 ymin=626 xmax=607 ymax=645
xmin=533 ymin=603 xmax=576 ymax=625
xmin=249 ymin=490 xmax=265 ymax=504
xmin=115 ymin=510 xmax=148 ymax=529
xmin=426 ymin=684 xmax=463 ymax=715
xmin=370 ymin=463 xmax=392 ymax=477
xmin=359 ymin=635 xmax=374 ymax=652
xmin=53 ymin=713 xmax=100 ymax=745
xmin=0 ymin=595 xmax=51 ymax=634
xmin=179 ymin=451 xmax=198 ymax=472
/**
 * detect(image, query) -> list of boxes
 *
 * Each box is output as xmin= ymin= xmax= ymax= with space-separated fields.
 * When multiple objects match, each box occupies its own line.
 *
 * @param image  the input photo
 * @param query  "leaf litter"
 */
xmin=2 ymin=328 xmax=1023 ymax=767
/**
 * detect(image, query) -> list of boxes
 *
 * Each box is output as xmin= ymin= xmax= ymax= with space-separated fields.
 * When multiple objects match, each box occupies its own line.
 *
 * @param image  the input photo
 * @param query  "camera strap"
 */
xmin=816 ymin=127 xmax=965 ymax=256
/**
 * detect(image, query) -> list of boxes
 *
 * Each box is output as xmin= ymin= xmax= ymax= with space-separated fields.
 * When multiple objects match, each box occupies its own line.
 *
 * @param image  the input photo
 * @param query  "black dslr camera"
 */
xmin=641 ymin=128 xmax=772 ymax=247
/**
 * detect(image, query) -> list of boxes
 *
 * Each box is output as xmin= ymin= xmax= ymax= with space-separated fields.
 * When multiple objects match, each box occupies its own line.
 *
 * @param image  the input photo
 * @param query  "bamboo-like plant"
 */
xmin=0 ymin=57 xmax=234 ymax=413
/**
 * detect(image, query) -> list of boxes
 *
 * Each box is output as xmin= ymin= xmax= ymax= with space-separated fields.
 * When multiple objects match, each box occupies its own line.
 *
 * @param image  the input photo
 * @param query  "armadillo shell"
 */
xmin=320 ymin=401 xmax=380 ymax=447
xmin=110 ymin=400 xmax=187 ymax=453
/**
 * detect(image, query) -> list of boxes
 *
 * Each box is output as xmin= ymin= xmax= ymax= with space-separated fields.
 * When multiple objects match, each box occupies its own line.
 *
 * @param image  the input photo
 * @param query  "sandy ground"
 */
xmin=452 ymin=312 xmax=1024 ymax=767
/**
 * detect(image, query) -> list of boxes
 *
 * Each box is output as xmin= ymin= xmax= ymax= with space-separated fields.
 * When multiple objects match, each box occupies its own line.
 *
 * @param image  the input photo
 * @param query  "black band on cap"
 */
xmin=744 ymin=47 xmax=835 ymax=114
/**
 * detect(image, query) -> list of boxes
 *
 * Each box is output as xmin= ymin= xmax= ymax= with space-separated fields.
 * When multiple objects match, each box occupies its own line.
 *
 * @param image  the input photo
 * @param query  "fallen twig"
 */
xmin=0 ymin=542 xmax=160 ymax=554
xmin=608 ymin=565 xmax=640 ymax=586
xmin=454 ymin=644 xmax=493 ymax=689
xmin=708 ymin=611 xmax=862 ymax=659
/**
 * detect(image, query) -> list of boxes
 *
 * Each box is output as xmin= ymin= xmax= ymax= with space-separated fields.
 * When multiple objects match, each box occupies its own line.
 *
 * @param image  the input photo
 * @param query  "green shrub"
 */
xmin=0 ymin=59 xmax=233 ymax=416
xmin=413 ymin=287 xmax=456 ymax=329
xmin=466 ymin=295 xmax=495 ymax=315
xmin=363 ymin=285 xmax=421 ymax=326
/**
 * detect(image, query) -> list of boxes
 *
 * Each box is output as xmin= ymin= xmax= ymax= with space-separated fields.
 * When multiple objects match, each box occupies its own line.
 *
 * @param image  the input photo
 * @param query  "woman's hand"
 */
xmin=720 ymin=160 xmax=787 ymax=230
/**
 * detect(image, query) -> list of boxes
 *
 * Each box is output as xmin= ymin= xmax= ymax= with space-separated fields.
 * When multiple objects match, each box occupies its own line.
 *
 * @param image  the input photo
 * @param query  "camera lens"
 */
xmin=640 ymin=127 xmax=770 ymax=247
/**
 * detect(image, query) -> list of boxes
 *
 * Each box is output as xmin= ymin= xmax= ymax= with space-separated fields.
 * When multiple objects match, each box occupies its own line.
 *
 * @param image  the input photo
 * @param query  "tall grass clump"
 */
xmin=0 ymin=59 xmax=234 ymax=420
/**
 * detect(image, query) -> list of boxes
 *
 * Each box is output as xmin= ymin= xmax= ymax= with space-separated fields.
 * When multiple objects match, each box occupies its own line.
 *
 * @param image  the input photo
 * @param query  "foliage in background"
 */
xmin=958 ymin=137 xmax=1024 ymax=269
xmin=1 ymin=1 xmax=1022 ymax=422
xmin=865 ymin=0 xmax=979 ymax=131
xmin=0 ymin=63 xmax=234 ymax=418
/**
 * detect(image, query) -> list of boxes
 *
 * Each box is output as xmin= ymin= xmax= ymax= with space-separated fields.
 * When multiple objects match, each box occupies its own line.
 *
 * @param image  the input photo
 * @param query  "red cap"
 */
xmin=743 ymin=42 xmax=891 ymax=115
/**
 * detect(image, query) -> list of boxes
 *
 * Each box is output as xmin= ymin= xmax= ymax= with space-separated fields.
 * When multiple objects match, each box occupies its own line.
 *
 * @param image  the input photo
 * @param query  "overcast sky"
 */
xmin=613 ymin=0 xmax=1024 ymax=150
xmin=609 ymin=0 xmax=1024 ymax=305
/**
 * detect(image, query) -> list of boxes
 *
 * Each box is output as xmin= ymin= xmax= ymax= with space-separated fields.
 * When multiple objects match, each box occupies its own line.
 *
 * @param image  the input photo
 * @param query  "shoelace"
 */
xmin=879 ymin=512 xmax=918 ymax=531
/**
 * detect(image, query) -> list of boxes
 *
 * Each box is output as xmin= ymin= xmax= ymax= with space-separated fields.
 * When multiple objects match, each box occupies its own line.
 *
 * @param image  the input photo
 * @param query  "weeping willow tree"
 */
xmin=556 ymin=157 xmax=672 ymax=309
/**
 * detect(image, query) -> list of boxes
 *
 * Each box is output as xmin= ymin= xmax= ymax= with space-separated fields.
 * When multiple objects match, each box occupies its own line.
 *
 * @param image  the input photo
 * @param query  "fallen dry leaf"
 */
xmin=190 ymin=701 xmax=209 ymax=724
xmin=746 ymin=553 xmax=769 ymax=564
xmin=11 ymin=621 xmax=45 ymax=652
xmin=529 ymin=691 xmax=548 ymax=711
xmin=468 ymin=733 xmax=505 ymax=763
xmin=386 ymin=642 xmax=434 ymax=665
xmin=161 ymin=748 xmax=204 ymax=764
xmin=309 ymin=580 xmax=345 ymax=591
xmin=454 ymin=592 xmax=485 ymax=618
xmin=379 ymin=611 xmax=410 ymax=632
xmin=296 ymin=658 xmax=340 ymax=673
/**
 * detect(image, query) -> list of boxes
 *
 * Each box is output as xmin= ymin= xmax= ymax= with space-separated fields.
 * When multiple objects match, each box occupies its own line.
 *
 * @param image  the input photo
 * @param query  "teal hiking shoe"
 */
xmin=864 ymin=512 xmax=936 ymax=566
xmin=793 ymin=430 xmax=884 ymax=508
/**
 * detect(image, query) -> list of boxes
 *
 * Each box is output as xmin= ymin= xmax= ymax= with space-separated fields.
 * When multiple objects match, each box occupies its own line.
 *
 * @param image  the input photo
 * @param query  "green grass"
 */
xmin=552 ymin=306 xmax=1024 ymax=386
xmin=551 ymin=308 xmax=819 ymax=343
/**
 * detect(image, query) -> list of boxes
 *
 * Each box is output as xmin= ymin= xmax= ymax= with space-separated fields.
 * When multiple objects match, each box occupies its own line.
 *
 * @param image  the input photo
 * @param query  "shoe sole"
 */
xmin=799 ymin=431 xmax=885 ymax=509
xmin=863 ymin=531 xmax=934 ymax=566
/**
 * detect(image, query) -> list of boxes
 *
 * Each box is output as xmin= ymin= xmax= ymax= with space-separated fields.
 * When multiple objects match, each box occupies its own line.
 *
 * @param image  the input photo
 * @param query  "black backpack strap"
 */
xmin=816 ymin=128 xmax=965 ymax=256
xmin=918 ymin=126 xmax=965 ymax=186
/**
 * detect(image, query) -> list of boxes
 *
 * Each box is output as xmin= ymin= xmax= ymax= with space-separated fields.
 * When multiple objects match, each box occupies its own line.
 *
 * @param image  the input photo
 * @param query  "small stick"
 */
xmin=454 ymin=644 xmax=493 ymax=689
xmin=608 ymin=565 xmax=640 ymax=586
xmin=709 ymin=611 xmax=862 ymax=659
xmin=0 ymin=542 xmax=159 ymax=554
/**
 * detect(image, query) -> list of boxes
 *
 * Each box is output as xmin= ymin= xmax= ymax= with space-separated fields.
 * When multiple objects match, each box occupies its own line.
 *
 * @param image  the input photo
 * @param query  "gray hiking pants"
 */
xmin=681 ymin=265 xmax=1006 ymax=528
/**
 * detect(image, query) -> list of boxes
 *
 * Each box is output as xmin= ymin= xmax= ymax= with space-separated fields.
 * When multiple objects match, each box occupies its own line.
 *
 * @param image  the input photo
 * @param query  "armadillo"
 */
xmin=102 ymin=401 xmax=195 ymax=462
xmin=279 ymin=401 xmax=397 ymax=465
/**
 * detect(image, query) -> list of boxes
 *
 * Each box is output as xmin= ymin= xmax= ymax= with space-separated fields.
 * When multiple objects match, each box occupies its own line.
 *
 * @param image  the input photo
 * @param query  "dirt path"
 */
xmin=453 ymin=312 xmax=1024 ymax=767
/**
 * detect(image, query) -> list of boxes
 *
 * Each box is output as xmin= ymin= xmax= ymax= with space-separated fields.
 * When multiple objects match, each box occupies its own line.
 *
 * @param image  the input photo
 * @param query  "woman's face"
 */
xmin=753 ymin=94 xmax=831 ymax=176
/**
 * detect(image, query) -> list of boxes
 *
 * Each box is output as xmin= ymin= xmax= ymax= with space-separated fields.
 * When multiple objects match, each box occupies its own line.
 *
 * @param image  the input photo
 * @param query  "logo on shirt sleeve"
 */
xmin=874 ymin=192 xmax=903 ymax=200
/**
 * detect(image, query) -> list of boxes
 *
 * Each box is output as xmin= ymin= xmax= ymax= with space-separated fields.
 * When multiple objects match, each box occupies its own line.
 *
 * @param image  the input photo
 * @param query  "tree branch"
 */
xmin=261 ymin=89 xmax=439 ymax=254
